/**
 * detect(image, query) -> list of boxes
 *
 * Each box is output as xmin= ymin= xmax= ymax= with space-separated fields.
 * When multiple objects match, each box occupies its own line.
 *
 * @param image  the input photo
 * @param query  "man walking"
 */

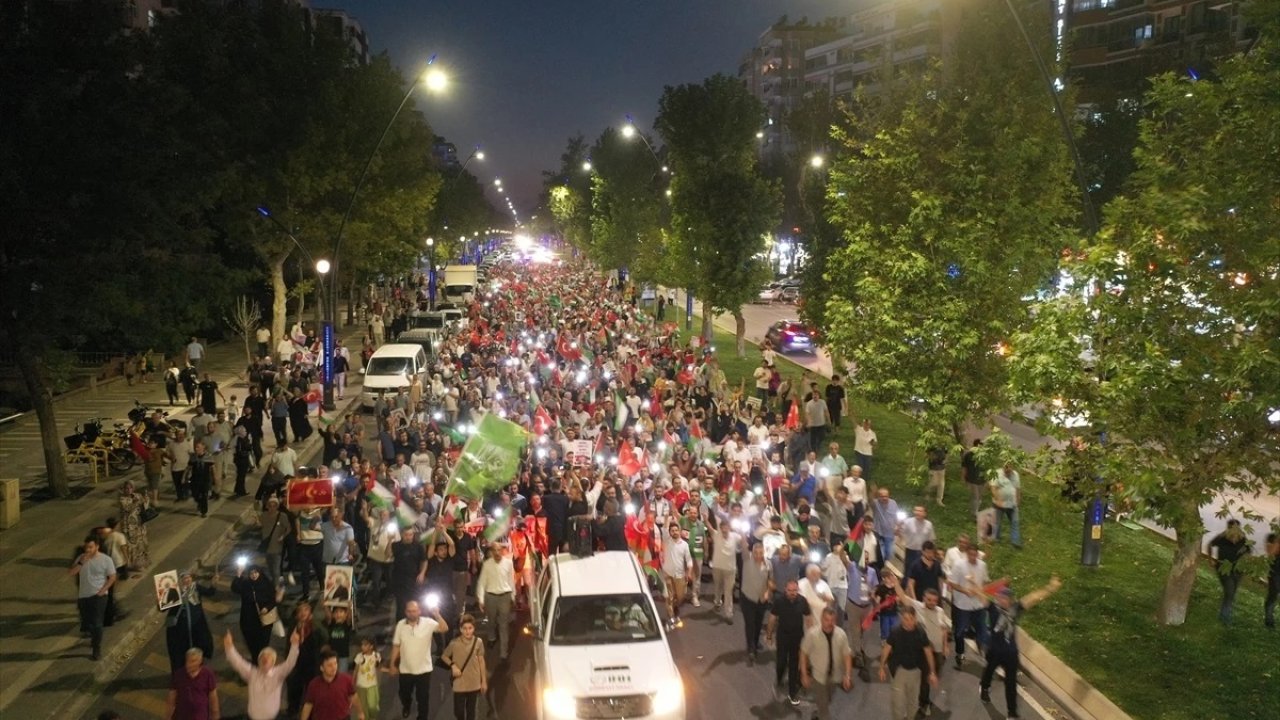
xmin=476 ymin=542 xmax=516 ymax=662
xmin=980 ymin=577 xmax=1063 ymax=719
xmin=185 ymin=336 xmax=205 ymax=374
xmin=879 ymin=605 xmax=938 ymax=720
xmin=853 ymin=418 xmax=877 ymax=479
xmin=904 ymin=588 xmax=951 ymax=716
xmin=739 ymin=543 xmax=771 ymax=665
xmin=990 ymin=462 xmax=1023 ymax=547
xmin=769 ymin=579 xmax=812 ymax=707
xmin=804 ymin=390 xmax=829 ymax=451
xmin=961 ymin=439 xmax=984 ymax=517
xmin=800 ymin=607 xmax=853 ymax=720
xmin=661 ymin=523 xmax=694 ymax=629
xmin=167 ymin=429 xmax=194 ymax=502
xmin=389 ymin=600 xmax=448 ymax=720
xmin=946 ymin=544 xmax=990 ymax=669
xmin=709 ymin=519 xmax=742 ymax=622
xmin=871 ymin=489 xmax=901 ymax=570
xmin=69 ymin=538 xmax=117 ymax=660
xmin=899 ymin=506 xmax=936 ymax=573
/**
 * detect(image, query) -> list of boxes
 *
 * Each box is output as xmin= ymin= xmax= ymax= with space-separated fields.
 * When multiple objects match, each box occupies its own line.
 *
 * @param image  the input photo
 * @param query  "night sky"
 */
xmin=339 ymin=0 xmax=850 ymax=219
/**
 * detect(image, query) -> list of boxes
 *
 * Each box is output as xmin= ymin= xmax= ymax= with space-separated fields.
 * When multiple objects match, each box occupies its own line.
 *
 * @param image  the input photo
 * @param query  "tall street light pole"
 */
xmin=426 ymin=237 xmax=437 ymax=309
xmin=321 ymin=56 xmax=448 ymax=411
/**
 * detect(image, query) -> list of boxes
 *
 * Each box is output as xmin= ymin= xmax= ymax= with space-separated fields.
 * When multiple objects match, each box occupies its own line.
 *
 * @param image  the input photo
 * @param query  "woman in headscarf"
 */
xmin=231 ymin=562 xmax=280 ymax=662
xmin=117 ymin=480 xmax=151 ymax=570
xmin=165 ymin=571 xmax=215 ymax=671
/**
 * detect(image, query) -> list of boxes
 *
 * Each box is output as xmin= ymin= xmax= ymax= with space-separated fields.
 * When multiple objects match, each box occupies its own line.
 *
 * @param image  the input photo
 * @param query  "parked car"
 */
xmin=756 ymin=283 xmax=784 ymax=303
xmin=764 ymin=320 xmax=817 ymax=354
xmin=777 ymin=286 xmax=800 ymax=304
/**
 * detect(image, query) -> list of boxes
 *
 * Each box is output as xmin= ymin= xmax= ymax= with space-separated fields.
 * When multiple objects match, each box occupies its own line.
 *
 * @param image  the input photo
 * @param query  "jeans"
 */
xmin=879 ymin=612 xmax=899 ymax=640
xmin=271 ymin=416 xmax=288 ymax=445
xmin=903 ymin=549 xmax=922 ymax=576
xmin=398 ymin=671 xmax=431 ymax=720
xmin=968 ymin=483 xmax=984 ymax=517
xmin=877 ymin=534 xmax=895 ymax=569
xmin=77 ymin=594 xmax=109 ymax=655
xmin=453 ymin=690 xmax=479 ymax=720
xmin=296 ymin=543 xmax=325 ymax=597
xmin=366 ymin=560 xmax=392 ymax=603
xmin=741 ymin=597 xmax=766 ymax=655
xmin=854 ymin=452 xmax=873 ymax=479
xmin=981 ymin=639 xmax=1020 ymax=715
xmin=993 ymin=506 xmax=1022 ymax=546
xmin=171 ymin=468 xmax=188 ymax=501
xmin=1219 ymin=571 xmax=1242 ymax=623
xmin=953 ymin=607 xmax=989 ymax=658
xmin=775 ymin=633 xmax=802 ymax=699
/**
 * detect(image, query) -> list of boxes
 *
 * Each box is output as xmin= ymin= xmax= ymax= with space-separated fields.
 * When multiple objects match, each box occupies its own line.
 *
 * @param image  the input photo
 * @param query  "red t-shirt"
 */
xmin=170 ymin=666 xmax=217 ymax=720
xmin=304 ymin=672 xmax=357 ymax=720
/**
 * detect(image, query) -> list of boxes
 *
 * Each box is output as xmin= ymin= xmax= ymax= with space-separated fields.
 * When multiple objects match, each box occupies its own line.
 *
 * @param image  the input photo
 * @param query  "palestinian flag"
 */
xmin=450 ymin=413 xmax=529 ymax=500
xmin=367 ymin=483 xmax=420 ymax=530
xmin=845 ymin=517 xmax=866 ymax=560
xmin=686 ymin=419 xmax=704 ymax=452
xmin=613 ymin=392 xmax=629 ymax=432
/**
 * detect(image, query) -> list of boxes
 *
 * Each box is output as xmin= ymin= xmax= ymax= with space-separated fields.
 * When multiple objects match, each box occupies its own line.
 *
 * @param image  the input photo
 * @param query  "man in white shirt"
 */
xmin=818 ymin=443 xmax=849 ymax=499
xmin=797 ymin=563 xmax=835 ymax=628
xmin=389 ymin=600 xmax=448 ymax=720
xmin=899 ymin=506 xmax=937 ymax=574
xmin=709 ymin=521 xmax=743 ymax=621
xmin=476 ymin=542 xmax=516 ymax=661
xmin=661 ymin=523 xmax=694 ymax=628
xmin=945 ymin=545 xmax=990 ymax=669
xmin=853 ymin=418 xmax=878 ymax=480
xmin=843 ymin=465 xmax=868 ymax=519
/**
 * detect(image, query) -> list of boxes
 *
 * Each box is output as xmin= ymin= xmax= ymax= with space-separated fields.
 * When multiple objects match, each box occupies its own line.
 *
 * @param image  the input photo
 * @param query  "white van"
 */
xmin=360 ymin=343 xmax=428 ymax=408
xmin=529 ymin=551 xmax=685 ymax=720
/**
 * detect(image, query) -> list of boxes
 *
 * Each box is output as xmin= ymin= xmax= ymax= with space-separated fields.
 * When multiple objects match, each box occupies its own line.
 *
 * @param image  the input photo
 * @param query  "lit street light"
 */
xmin=810 ymin=154 xmax=824 ymax=168
xmin=582 ymin=160 xmax=592 ymax=172
xmin=494 ymin=178 xmax=502 ymax=186
xmin=621 ymin=123 xmax=636 ymax=139
xmin=315 ymin=258 xmax=331 ymax=275
xmin=425 ymin=237 xmax=437 ymax=309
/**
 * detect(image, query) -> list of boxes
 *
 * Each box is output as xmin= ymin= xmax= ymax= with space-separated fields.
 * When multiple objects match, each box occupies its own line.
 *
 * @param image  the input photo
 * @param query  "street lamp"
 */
xmin=425 ymin=237 xmax=437 ymax=309
xmin=494 ymin=178 xmax=502 ymax=187
xmin=315 ymin=259 xmax=331 ymax=275
xmin=809 ymin=154 xmax=825 ymax=168
xmin=324 ymin=53 xmax=448 ymax=411
xmin=620 ymin=123 xmax=636 ymax=139
xmin=582 ymin=160 xmax=592 ymax=172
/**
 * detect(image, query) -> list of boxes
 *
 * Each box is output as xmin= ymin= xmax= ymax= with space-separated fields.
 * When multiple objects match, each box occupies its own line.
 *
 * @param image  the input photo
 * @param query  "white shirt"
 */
xmin=711 ymin=531 xmax=743 ymax=571
xmin=821 ymin=553 xmax=849 ymax=590
xmin=798 ymin=577 xmax=834 ymax=619
xmin=747 ymin=424 xmax=770 ymax=446
xmin=854 ymin=426 xmax=877 ymax=456
xmin=843 ymin=475 xmax=867 ymax=505
xmin=270 ymin=447 xmax=298 ymax=477
xmin=662 ymin=538 xmax=693 ymax=578
xmin=477 ymin=556 xmax=516 ymax=597
xmin=946 ymin=557 xmax=990 ymax=611
xmin=900 ymin=517 xmax=936 ymax=551
xmin=393 ymin=617 xmax=440 ymax=674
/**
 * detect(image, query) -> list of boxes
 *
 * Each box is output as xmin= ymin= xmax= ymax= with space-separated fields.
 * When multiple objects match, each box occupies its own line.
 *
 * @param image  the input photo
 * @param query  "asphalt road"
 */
xmin=80 ymin=552 xmax=1063 ymax=720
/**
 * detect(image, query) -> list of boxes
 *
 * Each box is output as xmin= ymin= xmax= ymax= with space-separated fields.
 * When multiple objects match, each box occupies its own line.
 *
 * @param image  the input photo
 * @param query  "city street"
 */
xmin=80 ymin=549 xmax=1063 ymax=720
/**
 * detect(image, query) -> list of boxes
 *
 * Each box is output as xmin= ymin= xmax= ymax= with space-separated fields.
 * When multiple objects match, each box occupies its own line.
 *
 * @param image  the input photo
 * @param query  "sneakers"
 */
xmin=747 ymin=653 xmax=756 ymax=666
xmin=980 ymin=687 xmax=991 ymax=703
xmin=955 ymin=655 xmax=964 ymax=670
xmin=788 ymin=695 xmax=800 ymax=706
xmin=922 ymin=704 xmax=933 ymax=716
xmin=288 ymin=573 xmax=297 ymax=586
xmin=691 ymin=597 xmax=701 ymax=608
xmin=724 ymin=614 xmax=734 ymax=625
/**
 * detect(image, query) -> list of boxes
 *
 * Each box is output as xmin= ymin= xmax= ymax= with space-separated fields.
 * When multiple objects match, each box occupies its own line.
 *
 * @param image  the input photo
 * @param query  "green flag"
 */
xmin=451 ymin=413 xmax=528 ymax=500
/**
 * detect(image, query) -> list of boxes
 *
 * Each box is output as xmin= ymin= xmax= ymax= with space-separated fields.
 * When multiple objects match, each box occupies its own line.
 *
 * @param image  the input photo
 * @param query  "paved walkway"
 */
xmin=0 ymin=328 xmax=367 ymax=720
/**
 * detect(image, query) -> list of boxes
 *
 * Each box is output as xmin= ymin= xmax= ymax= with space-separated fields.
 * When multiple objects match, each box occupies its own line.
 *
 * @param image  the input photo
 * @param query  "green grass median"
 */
xmin=692 ymin=326 xmax=1274 ymax=720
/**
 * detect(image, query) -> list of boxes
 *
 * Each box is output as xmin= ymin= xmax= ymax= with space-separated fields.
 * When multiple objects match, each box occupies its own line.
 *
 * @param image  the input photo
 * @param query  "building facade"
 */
xmin=737 ymin=17 xmax=844 ymax=161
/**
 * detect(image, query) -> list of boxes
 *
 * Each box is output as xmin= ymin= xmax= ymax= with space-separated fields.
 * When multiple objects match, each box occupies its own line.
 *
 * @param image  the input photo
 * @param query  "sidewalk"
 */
xmin=0 ymin=327 xmax=366 ymax=720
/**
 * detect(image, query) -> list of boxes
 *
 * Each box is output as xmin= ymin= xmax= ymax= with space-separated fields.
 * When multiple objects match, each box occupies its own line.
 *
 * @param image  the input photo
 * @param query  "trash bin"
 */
xmin=1080 ymin=496 xmax=1105 ymax=567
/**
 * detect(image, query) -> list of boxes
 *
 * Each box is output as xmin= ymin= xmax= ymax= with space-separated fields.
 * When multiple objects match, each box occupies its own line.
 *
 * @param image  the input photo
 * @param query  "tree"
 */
xmin=656 ymin=74 xmax=782 ymax=354
xmin=586 ymin=127 xmax=668 ymax=282
xmin=784 ymin=89 xmax=844 ymax=332
xmin=225 ymin=296 xmax=263 ymax=367
xmin=1008 ymin=22 xmax=1280 ymax=625
xmin=544 ymin=134 xmax=593 ymax=253
xmin=821 ymin=0 xmax=1077 ymax=449
xmin=0 ymin=1 xmax=236 ymax=497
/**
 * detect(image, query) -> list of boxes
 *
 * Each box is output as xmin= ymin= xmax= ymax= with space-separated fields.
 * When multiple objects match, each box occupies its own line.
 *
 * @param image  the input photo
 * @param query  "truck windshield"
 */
xmin=366 ymin=357 xmax=411 ymax=376
xmin=549 ymin=594 xmax=660 ymax=645
xmin=445 ymin=284 xmax=474 ymax=296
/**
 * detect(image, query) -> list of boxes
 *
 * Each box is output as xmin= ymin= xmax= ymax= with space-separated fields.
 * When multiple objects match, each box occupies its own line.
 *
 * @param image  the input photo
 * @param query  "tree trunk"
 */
xmin=295 ymin=291 xmax=306 ymax=329
xmin=346 ymin=279 xmax=357 ymax=327
xmin=270 ymin=255 xmax=288 ymax=355
xmin=700 ymin=302 xmax=714 ymax=345
xmin=1158 ymin=523 xmax=1204 ymax=625
xmin=733 ymin=310 xmax=747 ymax=358
xmin=15 ymin=345 xmax=71 ymax=498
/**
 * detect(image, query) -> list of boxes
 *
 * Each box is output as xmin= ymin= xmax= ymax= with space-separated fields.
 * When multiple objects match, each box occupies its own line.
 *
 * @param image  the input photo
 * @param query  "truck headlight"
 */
xmin=543 ymin=687 xmax=576 ymax=719
xmin=652 ymin=680 xmax=684 ymax=715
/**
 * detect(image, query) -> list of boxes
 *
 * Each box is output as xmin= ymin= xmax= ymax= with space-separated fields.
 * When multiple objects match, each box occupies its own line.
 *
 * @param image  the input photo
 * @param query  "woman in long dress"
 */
xmin=231 ymin=564 xmax=280 ymax=662
xmin=165 ymin=571 xmax=215 ymax=671
xmin=117 ymin=481 xmax=151 ymax=569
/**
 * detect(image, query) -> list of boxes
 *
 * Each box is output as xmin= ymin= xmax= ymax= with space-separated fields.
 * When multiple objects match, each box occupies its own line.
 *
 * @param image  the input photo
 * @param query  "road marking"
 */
xmin=112 ymin=688 xmax=168 ymax=717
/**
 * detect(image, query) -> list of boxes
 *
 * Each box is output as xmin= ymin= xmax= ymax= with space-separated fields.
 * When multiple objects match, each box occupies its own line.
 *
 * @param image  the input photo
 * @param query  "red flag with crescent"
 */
xmin=286 ymin=478 xmax=334 ymax=510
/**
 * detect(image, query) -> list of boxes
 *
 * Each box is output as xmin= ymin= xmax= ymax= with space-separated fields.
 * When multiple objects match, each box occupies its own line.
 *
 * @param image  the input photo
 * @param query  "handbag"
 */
xmin=258 ymin=605 xmax=280 ymax=626
xmin=141 ymin=506 xmax=160 ymax=524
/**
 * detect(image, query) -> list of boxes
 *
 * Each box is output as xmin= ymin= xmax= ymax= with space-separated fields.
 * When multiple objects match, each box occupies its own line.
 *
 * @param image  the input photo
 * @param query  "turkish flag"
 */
xmin=286 ymin=478 xmax=335 ymax=510
xmin=618 ymin=441 xmax=643 ymax=476
xmin=556 ymin=333 xmax=581 ymax=363
xmin=533 ymin=406 xmax=554 ymax=436
xmin=785 ymin=400 xmax=801 ymax=431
